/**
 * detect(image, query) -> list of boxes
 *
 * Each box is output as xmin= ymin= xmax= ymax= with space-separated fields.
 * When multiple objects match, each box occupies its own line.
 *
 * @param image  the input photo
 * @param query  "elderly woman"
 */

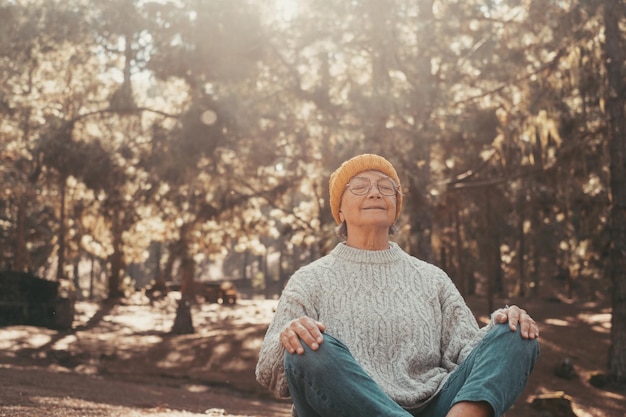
xmin=256 ymin=154 xmax=539 ymax=417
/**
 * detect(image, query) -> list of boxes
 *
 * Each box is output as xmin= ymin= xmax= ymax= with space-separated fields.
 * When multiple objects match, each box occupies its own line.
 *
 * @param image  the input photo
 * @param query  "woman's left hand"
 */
xmin=495 ymin=305 xmax=540 ymax=339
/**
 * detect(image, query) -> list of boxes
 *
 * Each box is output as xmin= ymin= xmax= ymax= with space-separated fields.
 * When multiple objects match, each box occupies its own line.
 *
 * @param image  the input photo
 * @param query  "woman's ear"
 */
xmin=339 ymin=210 xmax=345 ymax=223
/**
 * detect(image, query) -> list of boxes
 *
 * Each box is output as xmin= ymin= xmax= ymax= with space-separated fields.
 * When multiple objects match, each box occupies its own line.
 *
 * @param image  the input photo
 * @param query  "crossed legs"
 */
xmin=284 ymin=324 xmax=539 ymax=417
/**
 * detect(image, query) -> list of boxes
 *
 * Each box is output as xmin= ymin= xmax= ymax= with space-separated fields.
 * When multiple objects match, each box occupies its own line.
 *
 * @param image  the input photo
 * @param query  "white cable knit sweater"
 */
xmin=256 ymin=242 xmax=493 ymax=411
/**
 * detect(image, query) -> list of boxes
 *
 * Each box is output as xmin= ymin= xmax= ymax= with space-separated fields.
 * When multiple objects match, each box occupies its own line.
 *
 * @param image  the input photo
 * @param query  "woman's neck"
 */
xmin=345 ymin=228 xmax=390 ymax=251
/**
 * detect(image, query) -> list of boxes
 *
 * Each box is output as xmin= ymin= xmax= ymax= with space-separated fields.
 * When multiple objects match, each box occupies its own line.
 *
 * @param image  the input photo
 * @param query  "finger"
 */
xmin=519 ymin=314 xmax=530 ymax=338
xmin=519 ymin=314 xmax=540 ymax=339
xmin=282 ymin=318 xmax=326 ymax=354
xmin=507 ymin=306 xmax=524 ymax=332
xmin=301 ymin=319 xmax=326 ymax=344
xmin=532 ymin=322 xmax=540 ymax=339
xmin=293 ymin=319 xmax=325 ymax=351
xmin=280 ymin=327 xmax=304 ymax=354
xmin=494 ymin=308 xmax=509 ymax=324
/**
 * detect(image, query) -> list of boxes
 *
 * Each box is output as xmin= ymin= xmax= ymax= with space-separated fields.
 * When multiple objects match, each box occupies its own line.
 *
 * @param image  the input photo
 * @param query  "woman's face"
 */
xmin=339 ymin=170 xmax=397 ymax=232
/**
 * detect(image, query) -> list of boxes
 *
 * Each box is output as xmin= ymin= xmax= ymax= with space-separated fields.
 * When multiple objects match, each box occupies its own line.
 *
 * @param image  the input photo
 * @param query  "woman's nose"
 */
xmin=367 ymin=185 xmax=382 ymax=197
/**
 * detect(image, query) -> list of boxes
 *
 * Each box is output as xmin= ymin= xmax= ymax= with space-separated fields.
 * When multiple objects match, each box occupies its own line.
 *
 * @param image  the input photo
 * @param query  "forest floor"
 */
xmin=0 ymin=290 xmax=624 ymax=417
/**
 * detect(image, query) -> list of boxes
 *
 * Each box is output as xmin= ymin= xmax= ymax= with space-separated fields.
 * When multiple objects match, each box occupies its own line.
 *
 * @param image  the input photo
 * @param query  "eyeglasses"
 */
xmin=346 ymin=176 xmax=399 ymax=196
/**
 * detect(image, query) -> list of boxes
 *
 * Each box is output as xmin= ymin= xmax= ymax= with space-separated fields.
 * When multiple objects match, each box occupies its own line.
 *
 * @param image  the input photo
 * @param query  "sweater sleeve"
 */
xmin=255 ymin=268 xmax=320 ymax=397
xmin=438 ymin=272 xmax=493 ymax=370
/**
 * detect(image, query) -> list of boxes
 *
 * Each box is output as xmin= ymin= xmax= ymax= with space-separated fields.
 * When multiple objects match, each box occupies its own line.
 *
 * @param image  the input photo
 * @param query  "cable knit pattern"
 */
xmin=256 ymin=242 xmax=493 ymax=411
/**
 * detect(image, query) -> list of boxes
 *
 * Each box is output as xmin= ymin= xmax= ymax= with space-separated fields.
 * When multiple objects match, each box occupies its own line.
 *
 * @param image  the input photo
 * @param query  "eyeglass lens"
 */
xmin=348 ymin=177 xmax=396 ymax=196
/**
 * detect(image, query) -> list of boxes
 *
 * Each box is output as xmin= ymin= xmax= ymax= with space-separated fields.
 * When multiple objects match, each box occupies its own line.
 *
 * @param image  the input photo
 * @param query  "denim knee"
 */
xmin=487 ymin=323 xmax=540 ymax=363
xmin=284 ymin=333 xmax=347 ymax=378
xmin=448 ymin=325 xmax=540 ymax=417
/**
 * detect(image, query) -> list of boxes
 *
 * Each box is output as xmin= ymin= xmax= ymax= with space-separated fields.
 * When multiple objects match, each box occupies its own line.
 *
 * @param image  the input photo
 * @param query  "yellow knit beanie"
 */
xmin=329 ymin=154 xmax=402 ymax=224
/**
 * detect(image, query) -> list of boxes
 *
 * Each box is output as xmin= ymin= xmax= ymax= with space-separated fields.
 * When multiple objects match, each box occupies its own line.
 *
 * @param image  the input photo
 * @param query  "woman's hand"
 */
xmin=495 ymin=305 xmax=540 ymax=339
xmin=280 ymin=316 xmax=326 ymax=355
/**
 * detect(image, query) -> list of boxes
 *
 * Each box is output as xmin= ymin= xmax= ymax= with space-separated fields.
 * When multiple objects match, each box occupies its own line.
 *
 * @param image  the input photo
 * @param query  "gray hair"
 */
xmin=335 ymin=221 xmax=398 ymax=240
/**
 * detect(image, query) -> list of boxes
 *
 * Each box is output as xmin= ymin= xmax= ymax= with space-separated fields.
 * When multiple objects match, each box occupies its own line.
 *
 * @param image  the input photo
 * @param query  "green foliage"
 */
xmin=0 ymin=0 xmax=622 ymax=314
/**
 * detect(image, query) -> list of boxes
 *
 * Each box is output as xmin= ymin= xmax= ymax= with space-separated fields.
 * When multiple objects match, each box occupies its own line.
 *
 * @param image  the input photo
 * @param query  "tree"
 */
xmin=144 ymin=0 xmax=301 ymax=333
xmin=0 ymin=0 xmax=621 ymax=326
xmin=0 ymin=0 xmax=95 ymax=275
xmin=603 ymin=0 xmax=626 ymax=385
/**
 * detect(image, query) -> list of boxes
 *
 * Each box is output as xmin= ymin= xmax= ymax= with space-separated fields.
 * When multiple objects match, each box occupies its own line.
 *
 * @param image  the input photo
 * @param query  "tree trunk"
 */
xmin=405 ymin=0 xmax=436 ymax=263
xmin=172 ymin=253 xmax=195 ymax=335
xmin=89 ymin=255 xmax=95 ymax=300
xmin=603 ymin=0 xmax=626 ymax=384
xmin=14 ymin=107 xmax=33 ymax=272
xmin=517 ymin=185 xmax=526 ymax=297
xmin=454 ymin=196 xmax=466 ymax=296
xmin=405 ymin=173 xmax=434 ymax=262
xmin=171 ymin=225 xmax=195 ymax=335
xmin=14 ymin=194 xmax=28 ymax=271
xmin=485 ymin=187 xmax=494 ymax=315
xmin=108 ymin=211 xmax=125 ymax=299
xmin=56 ymin=178 xmax=66 ymax=279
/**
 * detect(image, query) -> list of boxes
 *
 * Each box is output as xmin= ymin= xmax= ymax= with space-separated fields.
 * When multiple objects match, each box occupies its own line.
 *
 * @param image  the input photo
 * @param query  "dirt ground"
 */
xmin=0 ymin=291 xmax=624 ymax=417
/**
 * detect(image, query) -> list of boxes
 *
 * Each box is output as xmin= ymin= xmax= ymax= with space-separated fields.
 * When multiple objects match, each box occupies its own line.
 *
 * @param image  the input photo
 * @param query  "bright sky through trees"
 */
xmin=272 ymin=0 xmax=301 ymax=20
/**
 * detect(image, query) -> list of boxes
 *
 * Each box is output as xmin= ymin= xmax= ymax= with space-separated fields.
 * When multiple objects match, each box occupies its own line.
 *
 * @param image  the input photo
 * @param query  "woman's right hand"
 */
xmin=280 ymin=316 xmax=326 ymax=355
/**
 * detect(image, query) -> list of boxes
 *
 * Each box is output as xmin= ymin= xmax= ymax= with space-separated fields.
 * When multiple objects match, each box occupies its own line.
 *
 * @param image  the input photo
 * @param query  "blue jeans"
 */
xmin=283 ymin=324 xmax=539 ymax=417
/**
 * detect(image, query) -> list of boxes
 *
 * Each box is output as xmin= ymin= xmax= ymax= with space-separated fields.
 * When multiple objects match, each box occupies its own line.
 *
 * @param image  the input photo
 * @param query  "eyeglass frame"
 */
xmin=345 ymin=176 xmax=400 ymax=197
